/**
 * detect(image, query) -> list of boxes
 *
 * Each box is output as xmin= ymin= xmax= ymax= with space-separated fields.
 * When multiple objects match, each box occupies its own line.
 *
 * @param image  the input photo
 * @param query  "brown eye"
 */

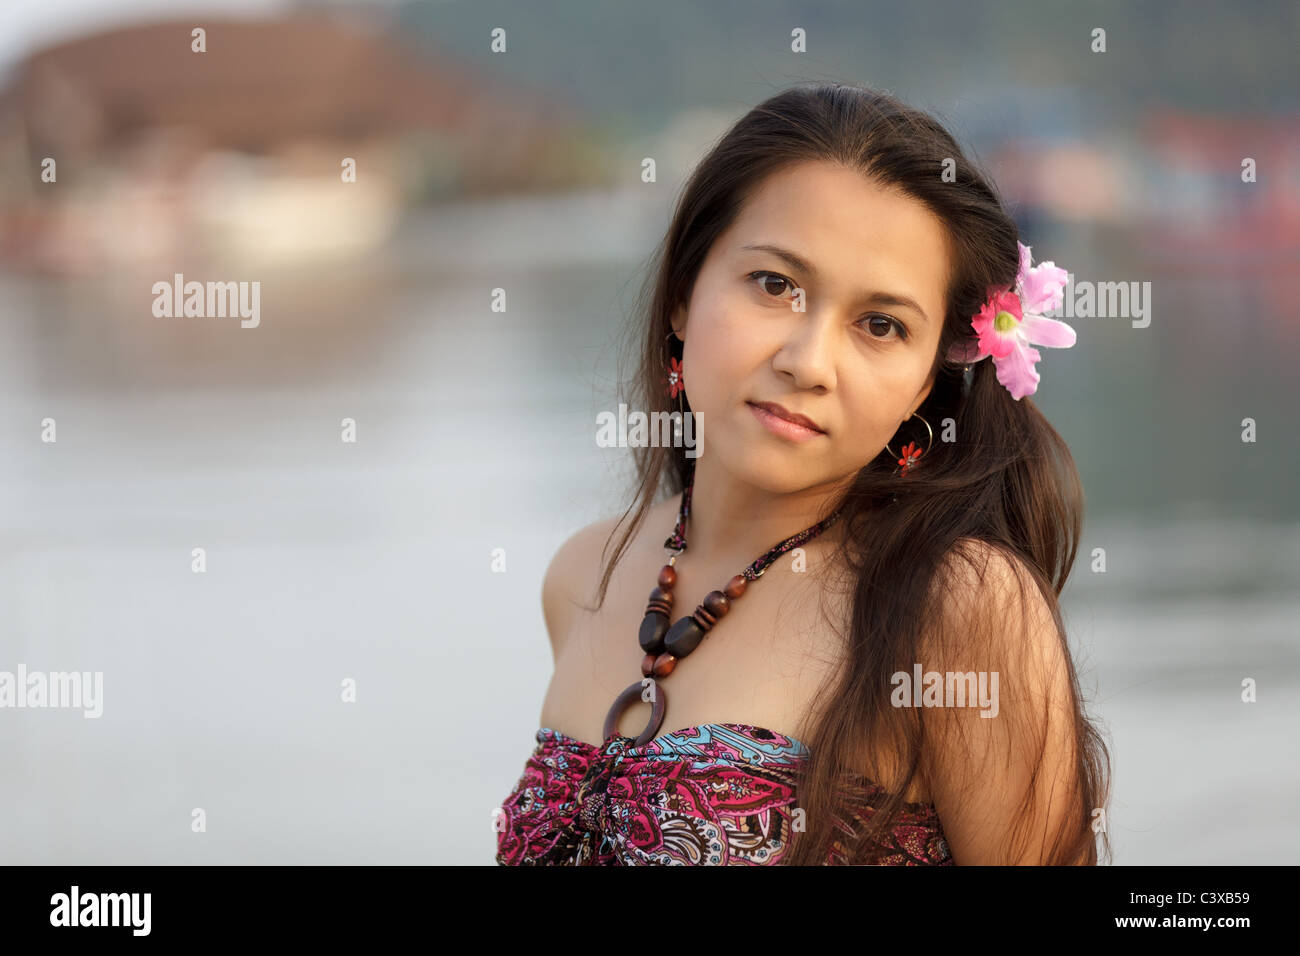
xmin=749 ymin=271 xmax=793 ymax=298
xmin=860 ymin=313 xmax=908 ymax=341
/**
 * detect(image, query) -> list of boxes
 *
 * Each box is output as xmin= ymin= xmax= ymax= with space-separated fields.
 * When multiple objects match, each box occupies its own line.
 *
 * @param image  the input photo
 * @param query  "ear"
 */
xmin=670 ymin=302 xmax=686 ymax=338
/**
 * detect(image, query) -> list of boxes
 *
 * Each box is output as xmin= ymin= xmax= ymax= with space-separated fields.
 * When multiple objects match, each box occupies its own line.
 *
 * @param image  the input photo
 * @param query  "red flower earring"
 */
xmin=896 ymin=441 xmax=923 ymax=475
xmin=885 ymin=413 xmax=932 ymax=477
xmin=665 ymin=356 xmax=685 ymax=399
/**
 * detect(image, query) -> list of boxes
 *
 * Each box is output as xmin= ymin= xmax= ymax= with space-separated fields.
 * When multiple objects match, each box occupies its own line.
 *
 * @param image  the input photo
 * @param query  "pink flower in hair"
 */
xmin=949 ymin=242 xmax=1076 ymax=400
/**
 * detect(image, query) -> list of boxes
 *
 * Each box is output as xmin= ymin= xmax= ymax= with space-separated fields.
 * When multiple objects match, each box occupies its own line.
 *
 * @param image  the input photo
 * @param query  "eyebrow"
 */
xmin=740 ymin=243 xmax=930 ymax=324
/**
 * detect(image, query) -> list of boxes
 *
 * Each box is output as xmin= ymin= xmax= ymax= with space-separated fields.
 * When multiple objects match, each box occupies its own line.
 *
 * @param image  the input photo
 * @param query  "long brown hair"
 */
xmin=594 ymin=82 xmax=1110 ymax=865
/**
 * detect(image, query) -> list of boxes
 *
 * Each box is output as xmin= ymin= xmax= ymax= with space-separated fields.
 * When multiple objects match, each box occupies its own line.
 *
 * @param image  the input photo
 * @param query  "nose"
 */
xmin=770 ymin=304 xmax=837 ymax=392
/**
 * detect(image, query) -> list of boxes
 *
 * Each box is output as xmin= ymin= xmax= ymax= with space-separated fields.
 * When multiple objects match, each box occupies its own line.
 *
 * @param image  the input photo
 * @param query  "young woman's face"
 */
xmin=672 ymin=159 xmax=951 ymax=493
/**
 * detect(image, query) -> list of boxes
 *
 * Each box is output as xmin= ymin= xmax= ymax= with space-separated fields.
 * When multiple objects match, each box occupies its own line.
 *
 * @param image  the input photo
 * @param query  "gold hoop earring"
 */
xmin=885 ymin=412 xmax=933 ymax=477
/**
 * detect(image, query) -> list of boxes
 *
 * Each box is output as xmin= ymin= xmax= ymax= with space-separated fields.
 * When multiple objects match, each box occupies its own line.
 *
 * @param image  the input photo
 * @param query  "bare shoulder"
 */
xmin=930 ymin=538 xmax=1053 ymax=632
xmin=921 ymin=537 xmax=1085 ymax=863
xmin=940 ymin=535 xmax=1031 ymax=584
xmin=540 ymin=512 xmax=634 ymax=660
xmin=921 ymin=538 xmax=1067 ymax=698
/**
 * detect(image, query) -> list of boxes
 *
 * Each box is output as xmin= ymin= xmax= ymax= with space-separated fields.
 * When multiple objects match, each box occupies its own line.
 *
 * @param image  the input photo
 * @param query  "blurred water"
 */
xmin=0 ymin=191 xmax=1296 ymax=864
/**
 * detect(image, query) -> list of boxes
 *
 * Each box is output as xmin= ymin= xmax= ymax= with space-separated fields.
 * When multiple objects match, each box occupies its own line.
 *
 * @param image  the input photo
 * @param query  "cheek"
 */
xmin=692 ymin=283 xmax=750 ymax=342
xmin=681 ymin=289 xmax=756 ymax=396
xmin=838 ymin=357 xmax=929 ymax=431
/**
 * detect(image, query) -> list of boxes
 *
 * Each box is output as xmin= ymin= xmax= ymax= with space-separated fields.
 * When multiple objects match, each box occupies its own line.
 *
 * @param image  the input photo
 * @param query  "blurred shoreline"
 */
xmin=0 ymin=1 xmax=1295 ymax=866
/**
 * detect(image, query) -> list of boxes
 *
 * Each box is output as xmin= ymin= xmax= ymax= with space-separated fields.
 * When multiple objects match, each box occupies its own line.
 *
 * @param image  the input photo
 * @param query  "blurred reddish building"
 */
xmin=1138 ymin=109 xmax=1300 ymax=272
xmin=0 ymin=14 xmax=593 ymax=273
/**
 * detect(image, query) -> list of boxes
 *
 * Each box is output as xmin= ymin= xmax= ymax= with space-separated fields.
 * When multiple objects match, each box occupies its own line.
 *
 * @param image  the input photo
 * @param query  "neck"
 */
xmin=673 ymin=457 xmax=852 ymax=571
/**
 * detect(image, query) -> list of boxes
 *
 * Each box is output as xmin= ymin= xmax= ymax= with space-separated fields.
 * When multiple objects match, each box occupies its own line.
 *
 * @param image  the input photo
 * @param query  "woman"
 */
xmin=496 ymin=82 xmax=1111 ymax=865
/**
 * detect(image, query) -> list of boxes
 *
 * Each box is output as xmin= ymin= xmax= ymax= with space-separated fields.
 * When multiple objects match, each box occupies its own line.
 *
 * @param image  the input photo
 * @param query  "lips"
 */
xmin=747 ymin=400 xmax=825 ymax=434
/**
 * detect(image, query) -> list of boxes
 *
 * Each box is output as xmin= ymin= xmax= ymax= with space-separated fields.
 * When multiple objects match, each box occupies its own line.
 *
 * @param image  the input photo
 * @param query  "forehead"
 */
xmin=724 ymin=160 xmax=951 ymax=315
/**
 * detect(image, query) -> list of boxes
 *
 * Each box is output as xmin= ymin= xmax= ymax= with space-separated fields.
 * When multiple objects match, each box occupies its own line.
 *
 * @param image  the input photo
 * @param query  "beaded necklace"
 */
xmin=602 ymin=468 xmax=845 ymax=746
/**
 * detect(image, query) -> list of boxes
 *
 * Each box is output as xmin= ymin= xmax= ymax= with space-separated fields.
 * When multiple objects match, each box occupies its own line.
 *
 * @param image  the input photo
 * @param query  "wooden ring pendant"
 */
xmin=602 ymin=679 xmax=666 ymax=748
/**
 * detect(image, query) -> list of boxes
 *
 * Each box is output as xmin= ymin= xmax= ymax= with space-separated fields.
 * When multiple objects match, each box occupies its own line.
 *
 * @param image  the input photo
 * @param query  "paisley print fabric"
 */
xmin=496 ymin=723 xmax=953 ymax=866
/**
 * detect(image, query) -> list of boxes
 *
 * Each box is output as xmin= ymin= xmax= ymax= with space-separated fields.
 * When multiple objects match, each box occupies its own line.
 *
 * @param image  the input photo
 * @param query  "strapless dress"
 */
xmin=496 ymin=722 xmax=953 ymax=865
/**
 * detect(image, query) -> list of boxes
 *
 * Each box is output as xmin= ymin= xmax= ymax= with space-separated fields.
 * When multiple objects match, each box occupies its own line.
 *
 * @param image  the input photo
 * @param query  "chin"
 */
xmin=715 ymin=442 xmax=828 ymax=493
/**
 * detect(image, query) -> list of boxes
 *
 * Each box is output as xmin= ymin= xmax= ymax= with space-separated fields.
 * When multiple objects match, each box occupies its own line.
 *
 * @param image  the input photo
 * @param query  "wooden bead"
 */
xmin=651 ymin=652 xmax=677 ymax=677
xmin=664 ymin=615 xmax=705 ymax=658
xmin=641 ymin=653 xmax=657 ymax=677
xmin=645 ymin=585 xmax=673 ymax=619
xmin=724 ymin=575 xmax=748 ymax=599
xmin=703 ymin=590 xmax=730 ymax=617
xmin=647 ymin=586 xmax=673 ymax=606
xmin=695 ymin=606 xmax=717 ymax=628
xmin=638 ymin=611 xmax=670 ymax=655
xmin=658 ymin=565 xmax=677 ymax=589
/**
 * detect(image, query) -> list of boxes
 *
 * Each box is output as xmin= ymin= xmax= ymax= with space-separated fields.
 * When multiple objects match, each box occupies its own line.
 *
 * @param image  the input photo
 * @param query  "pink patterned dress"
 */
xmin=496 ymin=722 xmax=953 ymax=865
